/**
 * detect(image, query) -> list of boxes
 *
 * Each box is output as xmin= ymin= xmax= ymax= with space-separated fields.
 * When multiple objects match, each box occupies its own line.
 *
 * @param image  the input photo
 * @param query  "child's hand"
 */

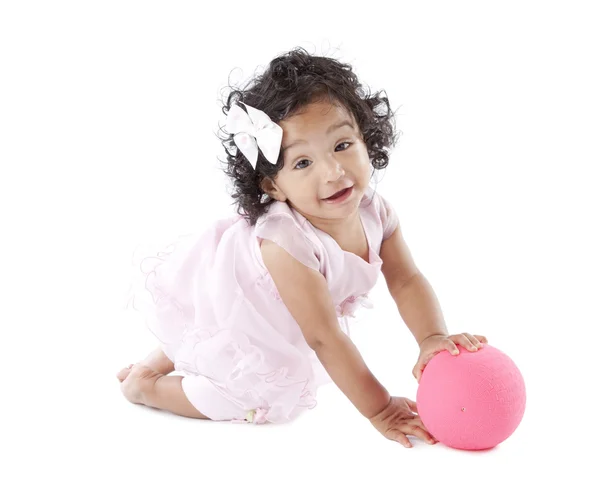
xmin=369 ymin=396 xmax=437 ymax=448
xmin=413 ymin=333 xmax=488 ymax=382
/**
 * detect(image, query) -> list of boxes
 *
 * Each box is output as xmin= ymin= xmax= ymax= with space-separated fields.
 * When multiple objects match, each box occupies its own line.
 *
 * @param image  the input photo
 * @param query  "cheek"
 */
xmin=355 ymin=152 xmax=372 ymax=181
xmin=282 ymin=174 xmax=317 ymax=199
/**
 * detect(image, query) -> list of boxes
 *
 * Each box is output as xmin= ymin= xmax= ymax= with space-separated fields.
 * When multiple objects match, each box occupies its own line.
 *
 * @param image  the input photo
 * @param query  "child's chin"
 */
xmin=321 ymin=202 xmax=360 ymax=219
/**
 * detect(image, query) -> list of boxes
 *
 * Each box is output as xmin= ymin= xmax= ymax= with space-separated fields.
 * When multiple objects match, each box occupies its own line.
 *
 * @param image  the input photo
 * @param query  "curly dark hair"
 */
xmin=217 ymin=47 xmax=401 ymax=225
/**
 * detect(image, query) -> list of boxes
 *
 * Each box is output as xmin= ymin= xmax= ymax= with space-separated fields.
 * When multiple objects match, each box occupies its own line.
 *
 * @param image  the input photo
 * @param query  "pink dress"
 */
xmin=128 ymin=188 xmax=398 ymax=424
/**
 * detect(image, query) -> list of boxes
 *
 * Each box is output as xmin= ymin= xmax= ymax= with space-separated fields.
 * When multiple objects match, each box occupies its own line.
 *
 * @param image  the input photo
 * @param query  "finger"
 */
xmin=414 ymin=352 xmax=434 ymax=379
xmin=452 ymin=334 xmax=477 ymax=351
xmin=404 ymin=423 xmax=437 ymax=445
xmin=388 ymin=430 xmax=412 ymax=448
xmin=412 ymin=362 xmax=420 ymax=379
xmin=463 ymin=333 xmax=483 ymax=349
xmin=445 ymin=338 xmax=460 ymax=355
xmin=474 ymin=334 xmax=488 ymax=344
xmin=406 ymin=398 xmax=419 ymax=414
xmin=412 ymin=361 xmax=426 ymax=382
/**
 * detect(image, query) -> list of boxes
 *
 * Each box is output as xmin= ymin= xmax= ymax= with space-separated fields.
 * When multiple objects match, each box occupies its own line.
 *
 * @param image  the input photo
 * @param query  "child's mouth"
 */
xmin=323 ymin=186 xmax=353 ymax=203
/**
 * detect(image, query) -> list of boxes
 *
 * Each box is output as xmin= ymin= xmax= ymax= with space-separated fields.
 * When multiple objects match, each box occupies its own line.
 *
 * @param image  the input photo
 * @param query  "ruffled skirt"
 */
xmin=124 ymin=217 xmax=320 ymax=424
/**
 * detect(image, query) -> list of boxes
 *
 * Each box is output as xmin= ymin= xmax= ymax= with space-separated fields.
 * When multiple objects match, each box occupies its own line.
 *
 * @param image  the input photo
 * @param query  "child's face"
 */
xmin=263 ymin=100 xmax=372 ymax=223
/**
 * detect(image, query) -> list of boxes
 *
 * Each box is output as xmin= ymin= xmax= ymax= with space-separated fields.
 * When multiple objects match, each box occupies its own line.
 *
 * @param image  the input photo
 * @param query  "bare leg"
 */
xmin=119 ymin=364 xmax=210 ymax=419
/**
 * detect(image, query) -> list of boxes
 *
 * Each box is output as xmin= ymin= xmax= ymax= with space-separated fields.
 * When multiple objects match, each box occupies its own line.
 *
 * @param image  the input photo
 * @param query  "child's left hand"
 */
xmin=412 ymin=333 xmax=488 ymax=382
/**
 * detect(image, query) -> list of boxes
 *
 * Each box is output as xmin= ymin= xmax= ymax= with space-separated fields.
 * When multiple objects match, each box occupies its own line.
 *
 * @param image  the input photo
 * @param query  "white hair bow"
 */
xmin=225 ymin=102 xmax=283 ymax=169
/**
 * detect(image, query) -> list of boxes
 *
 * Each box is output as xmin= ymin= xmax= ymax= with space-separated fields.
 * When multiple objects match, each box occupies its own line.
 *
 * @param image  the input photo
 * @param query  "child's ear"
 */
xmin=260 ymin=177 xmax=286 ymax=202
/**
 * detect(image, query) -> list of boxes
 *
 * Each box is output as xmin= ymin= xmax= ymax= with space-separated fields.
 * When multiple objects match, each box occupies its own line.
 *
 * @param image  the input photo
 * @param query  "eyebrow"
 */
xmin=281 ymin=120 xmax=355 ymax=153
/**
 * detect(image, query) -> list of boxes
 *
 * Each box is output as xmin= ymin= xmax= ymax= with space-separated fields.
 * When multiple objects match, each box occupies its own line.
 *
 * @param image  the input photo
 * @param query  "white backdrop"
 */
xmin=2 ymin=1 xmax=598 ymax=477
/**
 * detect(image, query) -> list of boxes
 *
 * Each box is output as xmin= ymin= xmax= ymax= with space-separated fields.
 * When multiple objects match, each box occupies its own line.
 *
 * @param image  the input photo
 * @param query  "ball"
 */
xmin=416 ymin=344 xmax=526 ymax=450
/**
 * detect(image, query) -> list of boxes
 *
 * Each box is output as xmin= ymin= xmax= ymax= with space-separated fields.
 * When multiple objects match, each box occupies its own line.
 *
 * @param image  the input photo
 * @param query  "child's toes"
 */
xmin=116 ymin=364 xmax=133 ymax=382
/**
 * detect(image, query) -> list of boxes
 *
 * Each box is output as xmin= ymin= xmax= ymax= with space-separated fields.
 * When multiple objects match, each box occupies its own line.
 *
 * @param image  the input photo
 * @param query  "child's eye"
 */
xmin=293 ymin=143 xmax=352 ymax=169
xmin=294 ymin=159 xmax=312 ymax=170
xmin=336 ymin=141 xmax=352 ymax=151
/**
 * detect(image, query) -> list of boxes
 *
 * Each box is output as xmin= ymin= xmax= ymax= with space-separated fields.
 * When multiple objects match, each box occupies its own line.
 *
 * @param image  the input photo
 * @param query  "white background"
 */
xmin=2 ymin=1 xmax=598 ymax=477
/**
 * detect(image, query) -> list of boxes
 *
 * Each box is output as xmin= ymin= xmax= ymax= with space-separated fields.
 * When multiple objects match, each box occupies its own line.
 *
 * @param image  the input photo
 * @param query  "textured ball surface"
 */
xmin=416 ymin=344 xmax=526 ymax=450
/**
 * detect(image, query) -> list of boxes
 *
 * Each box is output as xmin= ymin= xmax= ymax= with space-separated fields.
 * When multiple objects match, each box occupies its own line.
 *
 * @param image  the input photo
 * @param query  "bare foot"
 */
xmin=116 ymin=364 xmax=134 ymax=383
xmin=118 ymin=363 xmax=163 ymax=405
xmin=140 ymin=347 xmax=175 ymax=375
xmin=116 ymin=348 xmax=175 ymax=382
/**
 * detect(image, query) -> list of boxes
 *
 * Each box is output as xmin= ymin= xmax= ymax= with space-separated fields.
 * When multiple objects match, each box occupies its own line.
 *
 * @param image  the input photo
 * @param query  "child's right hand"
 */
xmin=369 ymin=396 xmax=438 ymax=448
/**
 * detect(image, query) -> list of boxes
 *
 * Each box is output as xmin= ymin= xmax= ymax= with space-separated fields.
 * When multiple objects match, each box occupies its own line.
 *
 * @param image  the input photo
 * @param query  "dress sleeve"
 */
xmin=376 ymin=191 xmax=399 ymax=240
xmin=254 ymin=208 xmax=321 ymax=271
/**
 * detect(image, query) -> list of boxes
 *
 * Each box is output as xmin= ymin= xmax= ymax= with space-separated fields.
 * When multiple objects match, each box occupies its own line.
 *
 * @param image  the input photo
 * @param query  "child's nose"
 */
xmin=323 ymin=157 xmax=345 ymax=182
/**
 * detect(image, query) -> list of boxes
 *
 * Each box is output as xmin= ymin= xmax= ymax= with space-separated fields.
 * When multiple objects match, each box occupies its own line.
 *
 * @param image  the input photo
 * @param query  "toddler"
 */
xmin=118 ymin=47 xmax=487 ymax=448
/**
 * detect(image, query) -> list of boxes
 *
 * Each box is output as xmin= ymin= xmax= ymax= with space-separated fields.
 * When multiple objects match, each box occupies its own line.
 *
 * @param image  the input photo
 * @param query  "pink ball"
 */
xmin=416 ymin=344 xmax=526 ymax=450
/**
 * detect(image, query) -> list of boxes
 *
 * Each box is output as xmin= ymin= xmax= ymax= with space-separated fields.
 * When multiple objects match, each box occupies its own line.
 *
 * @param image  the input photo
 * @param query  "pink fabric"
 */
xmin=128 ymin=188 xmax=398 ymax=424
xmin=416 ymin=344 xmax=526 ymax=450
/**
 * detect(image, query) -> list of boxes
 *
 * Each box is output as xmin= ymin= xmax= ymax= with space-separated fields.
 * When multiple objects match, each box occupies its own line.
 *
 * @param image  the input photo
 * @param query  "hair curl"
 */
xmin=217 ymin=47 xmax=401 ymax=225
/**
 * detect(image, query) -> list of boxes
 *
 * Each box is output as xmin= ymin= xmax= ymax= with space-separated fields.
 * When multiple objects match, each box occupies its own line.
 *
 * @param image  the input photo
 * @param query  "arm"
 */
xmin=261 ymin=239 xmax=391 ymax=419
xmin=380 ymin=226 xmax=448 ymax=345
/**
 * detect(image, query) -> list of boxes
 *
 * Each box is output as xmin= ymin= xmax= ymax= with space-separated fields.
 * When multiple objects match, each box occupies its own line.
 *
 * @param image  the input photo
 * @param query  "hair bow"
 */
xmin=225 ymin=101 xmax=283 ymax=169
